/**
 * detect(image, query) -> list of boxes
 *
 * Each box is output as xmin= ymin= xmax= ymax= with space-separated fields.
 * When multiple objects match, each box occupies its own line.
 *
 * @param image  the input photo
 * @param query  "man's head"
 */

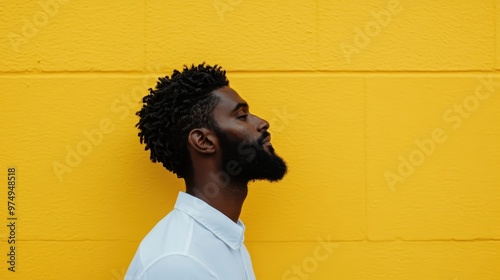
xmin=136 ymin=63 xmax=287 ymax=186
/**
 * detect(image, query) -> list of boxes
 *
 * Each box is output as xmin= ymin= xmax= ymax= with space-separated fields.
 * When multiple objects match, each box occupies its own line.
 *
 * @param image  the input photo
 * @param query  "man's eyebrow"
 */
xmin=231 ymin=102 xmax=248 ymax=112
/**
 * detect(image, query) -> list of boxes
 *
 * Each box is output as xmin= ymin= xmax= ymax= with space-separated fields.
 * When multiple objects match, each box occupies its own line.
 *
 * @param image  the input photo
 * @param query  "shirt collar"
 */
xmin=174 ymin=191 xmax=245 ymax=250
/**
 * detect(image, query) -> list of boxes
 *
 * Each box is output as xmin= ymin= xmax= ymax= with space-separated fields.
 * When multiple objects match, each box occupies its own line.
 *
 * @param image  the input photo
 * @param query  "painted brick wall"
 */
xmin=1 ymin=0 xmax=499 ymax=279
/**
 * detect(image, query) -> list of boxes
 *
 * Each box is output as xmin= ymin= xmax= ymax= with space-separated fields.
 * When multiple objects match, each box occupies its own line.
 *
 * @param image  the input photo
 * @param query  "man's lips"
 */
xmin=262 ymin=135 xmax=271 ymax=144
xmin=258 ymin=131 xmax=272 ymax=146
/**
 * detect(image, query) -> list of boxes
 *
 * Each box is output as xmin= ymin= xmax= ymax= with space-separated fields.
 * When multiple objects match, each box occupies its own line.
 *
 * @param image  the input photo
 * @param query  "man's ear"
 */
xmin=187 ymin=128 xmax=217 ymax=154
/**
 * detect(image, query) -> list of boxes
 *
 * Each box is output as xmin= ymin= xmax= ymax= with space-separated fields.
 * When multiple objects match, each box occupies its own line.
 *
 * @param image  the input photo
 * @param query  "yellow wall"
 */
xmin=1 ymin=0 xmax=499 ymax=279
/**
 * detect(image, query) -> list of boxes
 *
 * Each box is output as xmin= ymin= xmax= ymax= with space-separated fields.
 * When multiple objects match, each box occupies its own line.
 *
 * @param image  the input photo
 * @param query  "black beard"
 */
xmin=218 ymin=131 xmax=288 ymax=183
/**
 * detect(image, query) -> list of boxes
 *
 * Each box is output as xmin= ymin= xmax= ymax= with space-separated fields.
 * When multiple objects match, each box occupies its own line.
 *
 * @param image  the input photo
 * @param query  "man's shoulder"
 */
xmin=139 ymin=254 xmax=217 ymax=280
xmin=126 ymin=209 xmax=219 ymax=280
xmin=138 ymin=209 xmax=194 ymax=260
xmin=125 ymin=253 xmax=217 ymax=280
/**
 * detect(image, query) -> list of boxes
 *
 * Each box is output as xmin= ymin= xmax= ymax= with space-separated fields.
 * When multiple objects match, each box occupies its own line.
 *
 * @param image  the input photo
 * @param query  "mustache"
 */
xmin=257 ymin=131 xmax=270 ymax=145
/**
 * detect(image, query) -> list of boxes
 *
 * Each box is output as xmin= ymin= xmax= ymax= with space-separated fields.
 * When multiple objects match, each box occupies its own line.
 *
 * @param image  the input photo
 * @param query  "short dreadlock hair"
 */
xmin=136 ymin=63 xmax=229 ymax=178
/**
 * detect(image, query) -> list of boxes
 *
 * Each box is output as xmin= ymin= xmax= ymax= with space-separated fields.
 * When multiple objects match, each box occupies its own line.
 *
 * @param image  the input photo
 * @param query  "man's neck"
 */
xmin=186 ymin=177 xmax=248 ymax=223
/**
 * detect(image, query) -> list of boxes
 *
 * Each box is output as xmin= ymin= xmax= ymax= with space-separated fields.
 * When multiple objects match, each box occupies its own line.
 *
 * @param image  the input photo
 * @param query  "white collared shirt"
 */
xmin=125 ymin=191 xmax=256 ymax=280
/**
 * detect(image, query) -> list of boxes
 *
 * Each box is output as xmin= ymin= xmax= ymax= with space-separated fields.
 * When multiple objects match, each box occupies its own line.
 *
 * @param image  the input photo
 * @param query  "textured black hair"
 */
xmin=136 ymin=63 xmax=229 ymax=178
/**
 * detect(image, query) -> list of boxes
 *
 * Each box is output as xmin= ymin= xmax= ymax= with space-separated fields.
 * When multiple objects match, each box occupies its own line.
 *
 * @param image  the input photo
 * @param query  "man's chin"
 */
xmin=252 ymin=175 xmax=286 ymax=183
xmin=245 ymin=156 xmax=288 ymax=183
xmin=220 ymin=138 xmax=287 ymax=183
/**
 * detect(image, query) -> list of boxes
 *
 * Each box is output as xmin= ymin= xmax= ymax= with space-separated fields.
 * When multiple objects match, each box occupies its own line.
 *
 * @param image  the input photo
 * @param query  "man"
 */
xmin=125 ymin=63 xmax=288 ymax=279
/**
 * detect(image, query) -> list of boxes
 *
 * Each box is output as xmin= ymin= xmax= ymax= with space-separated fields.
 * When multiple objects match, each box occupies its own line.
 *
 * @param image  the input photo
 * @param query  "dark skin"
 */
xmin=185 ymin=86 xmax=272 ymax=223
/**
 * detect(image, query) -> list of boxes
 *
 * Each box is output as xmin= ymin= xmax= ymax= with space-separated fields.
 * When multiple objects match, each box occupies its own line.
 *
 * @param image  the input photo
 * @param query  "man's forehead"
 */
xmin=213 ymin=86 xmax=247 ymax=110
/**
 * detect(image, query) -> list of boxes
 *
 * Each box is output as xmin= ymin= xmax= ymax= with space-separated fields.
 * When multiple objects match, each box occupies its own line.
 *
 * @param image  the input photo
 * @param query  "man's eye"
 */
xmin=237 ymin=115 xmax=248 ymax=120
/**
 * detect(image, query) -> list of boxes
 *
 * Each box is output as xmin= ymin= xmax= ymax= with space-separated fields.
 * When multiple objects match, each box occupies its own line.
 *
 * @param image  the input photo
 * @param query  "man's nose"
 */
xmin=255 ymin=115 xmax=270 ymax=132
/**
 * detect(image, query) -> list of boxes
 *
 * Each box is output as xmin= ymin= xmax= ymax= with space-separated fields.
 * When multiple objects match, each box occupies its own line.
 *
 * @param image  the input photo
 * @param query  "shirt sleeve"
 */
xmin=139 ymin=254 xmax=217 ymax=280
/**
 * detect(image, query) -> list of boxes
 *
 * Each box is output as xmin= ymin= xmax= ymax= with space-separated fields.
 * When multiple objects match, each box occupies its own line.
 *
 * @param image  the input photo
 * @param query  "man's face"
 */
xmin=211 ymin=86 xmax=287 ymax=182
